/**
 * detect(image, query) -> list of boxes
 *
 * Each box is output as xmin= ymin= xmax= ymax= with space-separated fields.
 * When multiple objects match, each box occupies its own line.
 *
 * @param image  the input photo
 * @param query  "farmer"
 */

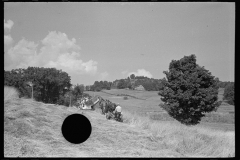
xmin=113 ymin=103 xmax=122 ymax=119
xmin=82 ymin=97 xmax=87 ymax=107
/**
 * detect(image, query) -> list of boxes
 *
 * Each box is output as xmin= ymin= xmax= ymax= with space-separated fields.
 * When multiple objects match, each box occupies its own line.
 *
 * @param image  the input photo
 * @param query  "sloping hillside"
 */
xmin=85 ymin=90 xmax=165 ymax=115
xmin=4 ymin=87 xmax=235 ymax=157
xmin=4 ymin=97 xmax=177 ymax=157
xmin=86 ymin=88 xmax=234 ymax=124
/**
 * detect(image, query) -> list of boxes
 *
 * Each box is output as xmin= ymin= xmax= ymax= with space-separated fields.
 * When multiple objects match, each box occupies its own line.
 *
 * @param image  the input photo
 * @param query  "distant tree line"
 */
xmin=217 ymin=81 xmax=234 ymax=88
xmin=216 ymin=81 xmax=234 ymax=105
xmin=112 ymin=75 xmax=164 ymax=91
xmin=223 ymin=82 xmax=234 ymax=105
xmin=87 ymin=75 xmax=164 ymax=92
xmin=4 ymin=67 xmax=90 ymax=106
xmin=86 ymin=81 xmax=112 ymax=92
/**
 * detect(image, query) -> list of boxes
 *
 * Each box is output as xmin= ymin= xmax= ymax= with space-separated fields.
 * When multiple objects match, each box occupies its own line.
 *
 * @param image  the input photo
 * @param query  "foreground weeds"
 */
xmin=123 ymin=110 xmax=235 ymax=157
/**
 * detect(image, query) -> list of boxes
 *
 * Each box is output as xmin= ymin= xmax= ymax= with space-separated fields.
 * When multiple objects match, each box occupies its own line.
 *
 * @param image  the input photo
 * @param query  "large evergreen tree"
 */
xmin=158 ymin=55 xmax=221 ymax=125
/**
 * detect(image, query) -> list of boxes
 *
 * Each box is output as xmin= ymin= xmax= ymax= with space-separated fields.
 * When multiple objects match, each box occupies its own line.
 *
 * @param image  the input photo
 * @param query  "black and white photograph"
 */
xmin=4 ymin=2 xmax=235 ymax=157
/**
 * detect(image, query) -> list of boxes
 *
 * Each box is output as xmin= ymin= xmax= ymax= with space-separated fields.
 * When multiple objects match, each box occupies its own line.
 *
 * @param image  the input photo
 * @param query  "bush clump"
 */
xmin=223 ymin=83 xmax=234 ymax=105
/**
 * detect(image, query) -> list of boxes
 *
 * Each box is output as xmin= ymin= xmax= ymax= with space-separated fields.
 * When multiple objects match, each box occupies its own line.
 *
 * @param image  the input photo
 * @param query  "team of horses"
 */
xmin=97 ymin=96 xmax=117 ymax=115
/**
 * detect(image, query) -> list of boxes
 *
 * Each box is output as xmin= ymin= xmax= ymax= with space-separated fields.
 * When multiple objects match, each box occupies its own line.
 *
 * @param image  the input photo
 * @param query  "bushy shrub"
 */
xmin=223 ymin=83 xmax=234 ymax=105
xmin=57 ymin=95 xmax=70 ymax=106
xmin=123 ymin=96 xmax=128 ymax=100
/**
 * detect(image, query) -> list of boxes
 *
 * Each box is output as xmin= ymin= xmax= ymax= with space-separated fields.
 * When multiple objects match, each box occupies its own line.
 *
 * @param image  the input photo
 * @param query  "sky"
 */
xmin=4 ymin=2 xmax=235 ymax=85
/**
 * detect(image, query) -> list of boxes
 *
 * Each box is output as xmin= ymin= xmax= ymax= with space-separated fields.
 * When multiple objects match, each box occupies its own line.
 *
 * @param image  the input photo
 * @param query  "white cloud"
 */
xmin=4 ymin=19 xmax=14 ymax=52
xmin=127 ymin=69 xmax=153 ymax=78
xmin=99 ymin=71 xmax=109 ymax=80
xmin=121 ymin=70 xmax=128 ymax=75
xmin=4 ymin=19 xmax=14 ymax=31
xmin=4 ymin=35 xmax=13 ymax=45
xmin=82 ymin=60 xmax=98 ymax=74
xmin=5 ymin=38 xmax=38 ymax=70
xmin=4 ymin=31 xmax=98 ymax=75
xmin=38 ymin=31 xmax=81 ymax=65
xmin=44 ymin=53 xmax=97 ymax=75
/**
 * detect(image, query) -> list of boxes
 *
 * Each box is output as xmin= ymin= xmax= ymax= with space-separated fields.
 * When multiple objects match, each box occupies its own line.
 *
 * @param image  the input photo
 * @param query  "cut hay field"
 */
xmin=84 ymin=88 xmax=235 ymax=131
xmin=4 ymin=86 xmax=235 ymax=157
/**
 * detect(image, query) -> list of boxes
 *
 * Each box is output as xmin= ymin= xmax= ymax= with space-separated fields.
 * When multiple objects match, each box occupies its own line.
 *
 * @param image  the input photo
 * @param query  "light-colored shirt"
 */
xmin=115 ymin=106 xmax=122 ymax=112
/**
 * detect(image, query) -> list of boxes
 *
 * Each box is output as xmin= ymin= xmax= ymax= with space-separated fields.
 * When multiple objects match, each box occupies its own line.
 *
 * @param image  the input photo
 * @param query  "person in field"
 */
xmin=113 ymin=103 xmax=122 ymax=119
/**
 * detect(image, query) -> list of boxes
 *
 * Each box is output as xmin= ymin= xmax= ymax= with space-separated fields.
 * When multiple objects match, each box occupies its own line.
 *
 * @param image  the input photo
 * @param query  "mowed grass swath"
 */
xmin=4 ymin=86 xmax=234 ymax=157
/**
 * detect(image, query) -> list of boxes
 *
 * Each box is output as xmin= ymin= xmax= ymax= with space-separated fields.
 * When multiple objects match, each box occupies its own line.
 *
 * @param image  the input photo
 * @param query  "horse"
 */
xmin=105 ymin=100 xmax=117 ymax=113
xmin=97 ymin=97 xmax=118 ymax=115
xmin=98 ymin=97 xmax=108 ymax=115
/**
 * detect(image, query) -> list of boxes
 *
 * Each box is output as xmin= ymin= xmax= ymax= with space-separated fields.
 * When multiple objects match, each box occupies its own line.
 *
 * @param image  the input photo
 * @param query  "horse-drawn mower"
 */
xmin=106 ymin=111 xmax=123 ymax=122
xmin=78 ymin=97 xmax=100 ymax=110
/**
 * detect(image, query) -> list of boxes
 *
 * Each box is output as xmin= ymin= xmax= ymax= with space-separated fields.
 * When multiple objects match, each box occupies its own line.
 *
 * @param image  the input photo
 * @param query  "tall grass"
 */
xmin=149 ymin=112 xmax=234 ymax=124
xmin=122 ymin=110 xmax=235 ymax=157
xmin=123 ymin=111 xmax=151 ymax=130
xmin=4 ymin=86 xmax=19 ymax=102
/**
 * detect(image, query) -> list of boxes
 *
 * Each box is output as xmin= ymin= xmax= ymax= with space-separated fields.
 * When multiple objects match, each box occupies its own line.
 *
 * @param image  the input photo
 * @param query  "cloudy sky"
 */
xmin=4 ymin=2 xmax=235 ymax=85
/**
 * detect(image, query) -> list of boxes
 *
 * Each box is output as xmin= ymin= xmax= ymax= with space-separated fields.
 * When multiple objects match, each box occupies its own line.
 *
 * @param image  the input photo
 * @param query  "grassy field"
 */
xmin=4 ymin=86 xmax=235 ymax=157
xmin=85 ymin=88 xmax=235 ymax=131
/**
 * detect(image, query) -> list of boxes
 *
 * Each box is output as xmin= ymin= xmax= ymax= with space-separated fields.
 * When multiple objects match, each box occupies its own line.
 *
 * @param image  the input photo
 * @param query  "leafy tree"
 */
xmin=4 ymin=67 xmax=71 ymax=104
xmin=99 ymin=81 xmax=104 ymax=88
xmin=142 ymin=81 xmax=155 ymax=91
xmin=109 ymin=82 xmax=112 ymax=89
xmin=103 ymin=81 xmax=110 ymax=90
xmin=89 ymin=85 xmax=95 ymax=91
xmin=157 ymin=79 xmax=164 ymax=90
xmin=127 ymin=81 xmax=133 ymax=89
xmin=5 ymin=69 xmax=31 ymax=98
xmin=92 ymin=81 xmax=112 ymax=91
xmin=117 ymin=79 xmax=128 ymax=89
xmin=73 ymin=84 xmax=84 ymax=98
xmin=158 ymin=54 xmax=221 ymax=125
xmin=130 ymin=74 xmax=135 ymax=80
xmin=223 ymin=83 xmax=234 ymax=105
xmin=92 ymin=81 xmax=102 ymax=91
xmin=85 ymin=85 xmax=90 ymax=91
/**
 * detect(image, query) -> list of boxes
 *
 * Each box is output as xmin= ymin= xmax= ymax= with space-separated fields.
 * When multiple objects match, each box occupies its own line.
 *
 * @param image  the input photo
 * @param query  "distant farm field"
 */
xmin=84 ymin=88 xmax=234 ymax=131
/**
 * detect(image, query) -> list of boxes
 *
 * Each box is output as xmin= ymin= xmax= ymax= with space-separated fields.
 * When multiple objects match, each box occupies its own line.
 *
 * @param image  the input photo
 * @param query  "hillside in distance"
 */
xmin=85 ymin=88 xmax=235 ymax=131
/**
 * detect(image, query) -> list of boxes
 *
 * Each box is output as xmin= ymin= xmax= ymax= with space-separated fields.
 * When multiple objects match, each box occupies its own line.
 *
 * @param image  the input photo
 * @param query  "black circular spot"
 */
xmin=61 ymin=114 xmax=92 ymax=144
